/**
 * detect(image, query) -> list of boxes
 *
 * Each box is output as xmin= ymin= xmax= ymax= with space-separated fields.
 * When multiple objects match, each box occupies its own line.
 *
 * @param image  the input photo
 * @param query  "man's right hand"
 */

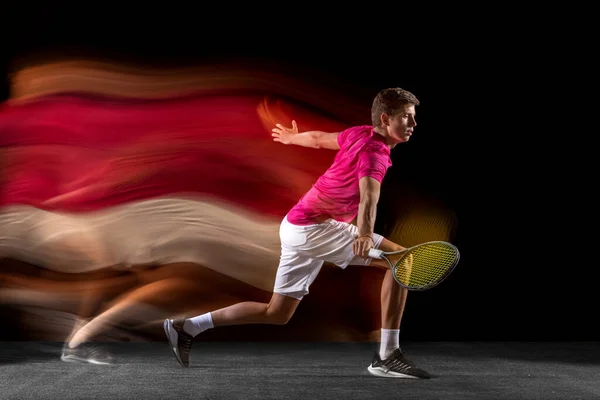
xmin=271 ymin=120 xmax=298 ymax=145
xmin=353 ymin=235 xmax=374 ymax=259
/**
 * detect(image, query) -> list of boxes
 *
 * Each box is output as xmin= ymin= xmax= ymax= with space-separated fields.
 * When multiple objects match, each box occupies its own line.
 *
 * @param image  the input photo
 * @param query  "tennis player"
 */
xmin=164 ymin=87 xmax=430 ymax=379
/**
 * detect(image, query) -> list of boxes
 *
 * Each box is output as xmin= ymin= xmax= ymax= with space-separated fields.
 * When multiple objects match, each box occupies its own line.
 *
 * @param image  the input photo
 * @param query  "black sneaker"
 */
xmin=367 ymin=348 xmax=430 ymax=379
xmin=164 ymin=318 xmax=193 ymax=367
xmin=61 ymin=342 xmax=113 ymax=365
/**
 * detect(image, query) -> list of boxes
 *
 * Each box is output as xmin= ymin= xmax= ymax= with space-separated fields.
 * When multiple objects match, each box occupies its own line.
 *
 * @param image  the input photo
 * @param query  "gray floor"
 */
xmin=0 ymin=341 xmax=599 ymax=399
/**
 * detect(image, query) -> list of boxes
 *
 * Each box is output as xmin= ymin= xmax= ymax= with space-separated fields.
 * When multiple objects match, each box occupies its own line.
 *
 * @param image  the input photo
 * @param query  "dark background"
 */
xmin=0 ymin=7 xmax=589 ymax=341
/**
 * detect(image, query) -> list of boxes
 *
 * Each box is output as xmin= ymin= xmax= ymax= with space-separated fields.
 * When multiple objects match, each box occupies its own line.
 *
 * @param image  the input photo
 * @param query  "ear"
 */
xmin=380 ymin=113 xmax=390 ymax=126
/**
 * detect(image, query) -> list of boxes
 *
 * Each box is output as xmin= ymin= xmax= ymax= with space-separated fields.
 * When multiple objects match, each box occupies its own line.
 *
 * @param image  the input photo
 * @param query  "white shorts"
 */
xmin=274 ymin=215 xmax=384 ymax=299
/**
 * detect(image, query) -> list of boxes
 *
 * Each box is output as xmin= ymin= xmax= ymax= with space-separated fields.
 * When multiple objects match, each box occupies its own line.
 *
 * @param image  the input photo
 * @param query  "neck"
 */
xmin=374 ymin=127 xmax=396 ymax=149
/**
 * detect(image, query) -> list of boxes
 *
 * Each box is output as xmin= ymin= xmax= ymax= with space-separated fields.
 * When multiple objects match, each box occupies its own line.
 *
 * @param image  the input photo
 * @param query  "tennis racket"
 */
xmin=368 ymin=241 xmax=460 ymax=291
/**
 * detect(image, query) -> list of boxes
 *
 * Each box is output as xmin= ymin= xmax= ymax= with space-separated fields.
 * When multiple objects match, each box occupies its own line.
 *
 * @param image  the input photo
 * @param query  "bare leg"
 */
xmin=211 ymin=293 xmax=301 ymax=327
xmin=367 ymin=237 xmax=408 ymax=330
xmin=68 ymin=263 xmax=275 ymax=347
xmin=366 ymin=238 xmax=432 ymax=377
xmin=68 ymin=278 xmax=191 ymax=347
xmin=65 ymin=279 xmax=112 ymax=347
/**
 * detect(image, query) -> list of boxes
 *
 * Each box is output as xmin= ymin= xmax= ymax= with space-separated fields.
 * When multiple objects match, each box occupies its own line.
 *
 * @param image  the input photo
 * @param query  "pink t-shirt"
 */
xmin=286 ymin=125 xmax=392 ymax=225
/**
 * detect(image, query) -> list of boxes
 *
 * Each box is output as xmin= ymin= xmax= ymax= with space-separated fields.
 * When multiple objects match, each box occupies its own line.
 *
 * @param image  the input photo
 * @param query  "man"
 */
xmin=164 ymin=87 xmax=430 ymax=379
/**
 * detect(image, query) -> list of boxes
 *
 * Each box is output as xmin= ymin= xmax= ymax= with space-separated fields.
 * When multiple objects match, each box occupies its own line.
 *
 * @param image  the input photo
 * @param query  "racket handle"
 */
xmin=368 ymin=248 xmax=384 ymax=259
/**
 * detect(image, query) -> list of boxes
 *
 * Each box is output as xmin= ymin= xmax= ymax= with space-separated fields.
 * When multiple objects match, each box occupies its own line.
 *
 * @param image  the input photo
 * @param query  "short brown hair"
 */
xmin=371 ymin=87 xmax=420 ymax=127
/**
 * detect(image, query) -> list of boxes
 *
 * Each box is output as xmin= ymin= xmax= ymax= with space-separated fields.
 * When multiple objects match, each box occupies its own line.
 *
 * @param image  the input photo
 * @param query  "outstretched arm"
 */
xmin=271 ymin=120 xmax=340 ymax=150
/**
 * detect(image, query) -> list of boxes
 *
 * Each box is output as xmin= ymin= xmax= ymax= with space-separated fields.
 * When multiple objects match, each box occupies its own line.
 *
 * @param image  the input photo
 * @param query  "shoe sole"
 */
xmin=61 ymin=354 xmax=112 ymax=365
xmin=367 ymin=365 xmax=422 ymax=379
xmin=163 ymin=319 xmax=187 ymax=367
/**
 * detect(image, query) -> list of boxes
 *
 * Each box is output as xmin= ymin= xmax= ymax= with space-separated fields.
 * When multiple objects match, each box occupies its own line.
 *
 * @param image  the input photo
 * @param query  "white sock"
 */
xmin=379 ymin=328 xmax=400 ymax=359
xmin=183 ymin=312 xmax=214 ymax=337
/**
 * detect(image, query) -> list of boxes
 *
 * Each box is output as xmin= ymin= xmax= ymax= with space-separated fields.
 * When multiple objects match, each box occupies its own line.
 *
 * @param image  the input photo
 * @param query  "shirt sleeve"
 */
xmin=337 ymin=127 xmax=352 ymax=148
xmin=357 ymin=146 xmax=390 ymax=183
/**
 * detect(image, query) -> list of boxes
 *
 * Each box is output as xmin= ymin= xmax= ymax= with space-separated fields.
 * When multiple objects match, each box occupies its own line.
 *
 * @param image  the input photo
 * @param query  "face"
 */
xmin=380 ymin=104 xmax=417 ymax=147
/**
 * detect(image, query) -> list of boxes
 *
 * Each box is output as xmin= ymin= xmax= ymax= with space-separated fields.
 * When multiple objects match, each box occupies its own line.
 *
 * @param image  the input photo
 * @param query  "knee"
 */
xmin=265 ymin=304 xmax=295 ymax=325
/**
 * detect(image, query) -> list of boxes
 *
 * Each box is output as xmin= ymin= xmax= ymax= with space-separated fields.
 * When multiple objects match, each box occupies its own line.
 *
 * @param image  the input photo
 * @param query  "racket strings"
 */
xmin=394 ymin=244 xmax=458 ymax=289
